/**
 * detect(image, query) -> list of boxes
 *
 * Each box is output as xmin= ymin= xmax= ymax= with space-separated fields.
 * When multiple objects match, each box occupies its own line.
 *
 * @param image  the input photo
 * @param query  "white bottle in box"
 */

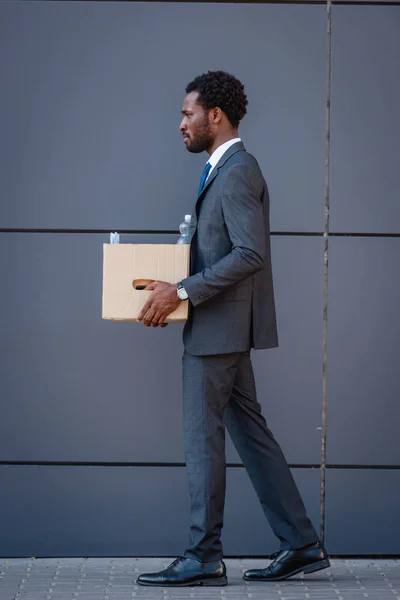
xmin=177 ymin=215 xmax=191 ymax=244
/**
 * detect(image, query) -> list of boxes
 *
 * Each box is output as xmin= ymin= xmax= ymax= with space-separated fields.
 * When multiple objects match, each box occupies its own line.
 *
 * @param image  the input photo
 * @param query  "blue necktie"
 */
xmin=198 ymin=162 xmax=212 ymax=196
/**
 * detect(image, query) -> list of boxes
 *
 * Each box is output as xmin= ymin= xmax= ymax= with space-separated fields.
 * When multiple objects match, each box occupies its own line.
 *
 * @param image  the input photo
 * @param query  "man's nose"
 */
xmin=179 ymin=120 xmax=186 ymax=132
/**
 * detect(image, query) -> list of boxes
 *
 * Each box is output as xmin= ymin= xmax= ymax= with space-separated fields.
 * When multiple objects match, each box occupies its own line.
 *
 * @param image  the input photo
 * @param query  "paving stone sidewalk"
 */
xmin=1 ymin=558 xmax=399 ymax=600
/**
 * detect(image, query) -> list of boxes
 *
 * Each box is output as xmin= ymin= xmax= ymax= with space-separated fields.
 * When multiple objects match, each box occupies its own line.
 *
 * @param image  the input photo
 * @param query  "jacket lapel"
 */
xmin=190 ymin=141 xmax=246 ymax=274
xmin=196 ymin=141 xmax=245 ymax=201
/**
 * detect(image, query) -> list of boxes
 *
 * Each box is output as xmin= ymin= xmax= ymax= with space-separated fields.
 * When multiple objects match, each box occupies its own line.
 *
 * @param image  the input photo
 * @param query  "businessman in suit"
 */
xmin=136 ymin=71 xmax=329 ymax=586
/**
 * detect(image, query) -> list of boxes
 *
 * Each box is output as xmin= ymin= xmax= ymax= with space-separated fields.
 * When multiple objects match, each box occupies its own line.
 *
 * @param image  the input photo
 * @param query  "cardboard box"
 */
xmin=102 ymin=243 xmax=190 ymax=322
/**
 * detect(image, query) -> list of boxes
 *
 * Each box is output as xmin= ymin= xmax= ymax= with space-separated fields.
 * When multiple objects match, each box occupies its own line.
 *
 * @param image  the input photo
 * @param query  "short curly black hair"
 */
xmin=186 ymin=71 xmax=248 ymax=129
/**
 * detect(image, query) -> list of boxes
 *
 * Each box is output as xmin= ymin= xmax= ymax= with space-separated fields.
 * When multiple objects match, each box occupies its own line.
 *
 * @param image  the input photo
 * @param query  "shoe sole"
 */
xmin=137 ymin=576 xmax=228 ymax=587
xmin=243 ymin=558 xmax=331 ymax=582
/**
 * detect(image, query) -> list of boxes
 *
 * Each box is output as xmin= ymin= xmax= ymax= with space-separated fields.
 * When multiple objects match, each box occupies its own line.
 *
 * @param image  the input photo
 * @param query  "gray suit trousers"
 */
xmin=182 ymin=350 xmax=318 ymax=563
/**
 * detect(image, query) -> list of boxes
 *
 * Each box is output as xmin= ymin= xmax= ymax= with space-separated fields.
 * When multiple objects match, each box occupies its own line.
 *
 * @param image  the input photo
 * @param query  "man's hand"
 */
xmin=137 ymin=281 xmax=182 ymax=327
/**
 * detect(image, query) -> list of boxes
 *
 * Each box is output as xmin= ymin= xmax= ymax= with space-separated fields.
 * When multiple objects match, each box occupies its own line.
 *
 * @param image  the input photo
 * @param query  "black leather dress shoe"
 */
xmin=243 ymin=542 xmax=330 ymax=581
xmin=137 ymin=556 xmax=228 ymax=587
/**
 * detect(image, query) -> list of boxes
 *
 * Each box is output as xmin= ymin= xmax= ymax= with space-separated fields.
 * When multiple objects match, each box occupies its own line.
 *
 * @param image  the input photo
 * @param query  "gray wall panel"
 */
xmin=0 ymin=2 xmax=326 ymax=231
xmin=330 ymin=7 xmax=400 ymax=233
xmin=0 ymin=465 xmax=320 ymax=557
xmin=0 ymin=232 xmax=185 ymax=464
xmin=326 ymin=238 xmax=400 ymax=465
xmin=325 ymin=470 xmax=400 ymax=555
xmin=0 ymin=233 xmax=323 ymax=464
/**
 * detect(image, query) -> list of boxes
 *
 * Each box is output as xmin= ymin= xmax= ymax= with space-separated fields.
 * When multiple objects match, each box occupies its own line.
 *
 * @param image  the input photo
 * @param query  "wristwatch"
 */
xmin=177 ymin=282 xmax=189 ymax=300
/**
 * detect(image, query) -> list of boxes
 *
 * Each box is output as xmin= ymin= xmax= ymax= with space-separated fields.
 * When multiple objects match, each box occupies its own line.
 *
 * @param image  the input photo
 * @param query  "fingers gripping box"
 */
xmin=102 ymin=244 xmax=190 ymax=323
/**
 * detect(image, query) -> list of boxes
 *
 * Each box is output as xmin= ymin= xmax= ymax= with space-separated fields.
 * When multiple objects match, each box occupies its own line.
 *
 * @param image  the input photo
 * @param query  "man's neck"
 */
xmin=207 ymin=132 xmax=239 ymax=156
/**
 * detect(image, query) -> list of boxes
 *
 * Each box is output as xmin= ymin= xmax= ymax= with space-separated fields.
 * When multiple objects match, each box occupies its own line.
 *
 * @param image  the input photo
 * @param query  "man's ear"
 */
xmin=210 ymin=107 xmax=223 ymax=124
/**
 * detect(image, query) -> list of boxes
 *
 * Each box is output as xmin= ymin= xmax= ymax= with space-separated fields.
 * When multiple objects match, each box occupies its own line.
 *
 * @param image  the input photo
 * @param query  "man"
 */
xmin=136 ymin=71 xmax=329 ymax=587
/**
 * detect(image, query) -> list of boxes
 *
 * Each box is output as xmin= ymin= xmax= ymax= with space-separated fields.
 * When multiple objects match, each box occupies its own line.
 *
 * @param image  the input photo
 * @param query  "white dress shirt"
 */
xmin=205 ymin=137 xmax=242 ymax=182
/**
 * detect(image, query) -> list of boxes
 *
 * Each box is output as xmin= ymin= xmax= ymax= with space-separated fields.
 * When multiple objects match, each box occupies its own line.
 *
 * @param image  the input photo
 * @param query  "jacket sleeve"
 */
xmin=180 ymin=163 xmax=267 ymax=307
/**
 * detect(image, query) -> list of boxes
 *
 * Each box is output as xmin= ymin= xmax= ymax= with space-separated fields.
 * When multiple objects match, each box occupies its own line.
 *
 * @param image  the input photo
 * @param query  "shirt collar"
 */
xmin=207 ymin=138 xmax=242 ymax=170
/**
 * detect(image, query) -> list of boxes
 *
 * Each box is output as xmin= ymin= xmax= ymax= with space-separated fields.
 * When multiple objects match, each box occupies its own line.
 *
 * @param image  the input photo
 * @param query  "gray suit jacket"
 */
xmin=181 ymin=141 xmax=278 ymax=356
